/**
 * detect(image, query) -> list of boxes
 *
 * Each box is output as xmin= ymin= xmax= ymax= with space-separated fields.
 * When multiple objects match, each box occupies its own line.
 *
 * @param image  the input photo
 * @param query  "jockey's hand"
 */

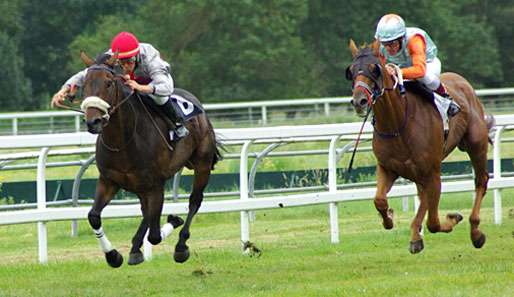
xmin=124 ymin=77 xmax=153 ymax=94
xmin=51 ymin=86 xmax=70 ymax=108
xmin=385 ymin=64 xmax=396 ymax=76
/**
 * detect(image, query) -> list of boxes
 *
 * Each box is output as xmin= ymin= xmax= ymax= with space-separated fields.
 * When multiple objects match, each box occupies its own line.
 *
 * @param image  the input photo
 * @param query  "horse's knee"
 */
xmin=88 ymin=210 xmax=101 ymax=229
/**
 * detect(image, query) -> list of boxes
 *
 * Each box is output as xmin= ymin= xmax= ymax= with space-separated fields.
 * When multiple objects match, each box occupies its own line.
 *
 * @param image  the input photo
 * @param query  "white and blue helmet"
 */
xmin=375 ymin=14 xmax=406 ymax=42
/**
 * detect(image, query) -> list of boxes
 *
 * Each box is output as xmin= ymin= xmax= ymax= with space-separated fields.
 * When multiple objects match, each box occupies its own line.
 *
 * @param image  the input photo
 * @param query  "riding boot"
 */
xmin=160 ymin=99 xmax=189 ymax=139
xmin=435 ymin=83 xmax=461 ymax=117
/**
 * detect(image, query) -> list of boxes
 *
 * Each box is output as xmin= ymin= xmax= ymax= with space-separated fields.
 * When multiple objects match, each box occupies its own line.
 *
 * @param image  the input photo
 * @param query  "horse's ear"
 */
xmin=349 ymin=39 xmax=359 ymax=58
xmin=80 ymin=51 xmax=95 ymax=67
xmin=371 ymin=39 xmax=380 ymax=57
xmin=106 ymin=51 xmax=118 ymax=67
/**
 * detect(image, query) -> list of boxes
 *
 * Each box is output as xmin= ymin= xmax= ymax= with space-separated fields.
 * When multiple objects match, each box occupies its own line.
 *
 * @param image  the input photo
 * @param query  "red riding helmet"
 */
xmin=111 ymin=32 xmax=140 ymax=59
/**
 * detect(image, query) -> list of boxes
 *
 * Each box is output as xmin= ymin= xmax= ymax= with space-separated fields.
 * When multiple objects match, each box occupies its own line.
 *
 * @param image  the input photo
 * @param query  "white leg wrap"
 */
xmin=93 ymin=227 xmax=113 ymax=253
xmin=160 ymin=223 xmax=174 ymax=240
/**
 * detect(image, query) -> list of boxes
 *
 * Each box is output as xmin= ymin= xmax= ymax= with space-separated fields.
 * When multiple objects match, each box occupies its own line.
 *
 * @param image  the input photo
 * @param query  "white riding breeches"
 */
xmin=417 ymin=57 xmax=442 ymax=91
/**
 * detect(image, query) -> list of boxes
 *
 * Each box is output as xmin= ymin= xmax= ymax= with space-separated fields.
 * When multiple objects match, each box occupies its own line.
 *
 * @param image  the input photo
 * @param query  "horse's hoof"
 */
xmin=409 ymin=239 xmax=424 ymax=254
xmin=447 ymin=213 xmax=463 ymax=224
xmin=472 ymin=233 xmax=486 ymax=248
xmin=128 ymin=252 xmax=145 ymax=265
xmin=174 ymin=248 xmax=190 ymax=263
xmin=167 ymin=215 xmax=184 ymax=228
xmin=105 ymin=249 xmax=123 ymax=268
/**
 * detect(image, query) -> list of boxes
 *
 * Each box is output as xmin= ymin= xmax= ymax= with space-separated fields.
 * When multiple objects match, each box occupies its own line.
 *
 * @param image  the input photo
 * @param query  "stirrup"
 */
xmin=175 ymin=125 xmax=189 ymax=138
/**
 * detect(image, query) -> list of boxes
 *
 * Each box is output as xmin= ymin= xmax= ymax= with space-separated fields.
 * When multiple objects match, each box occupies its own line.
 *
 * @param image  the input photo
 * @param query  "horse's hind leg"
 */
xmin=374 ymin=164 xmax=398 ymax=229
xmin=128 ymin=191 xmax=184 ymax=265
xmin=174 ymin=161 xmax=211 ymax=263
xmin=88 ymin=177 xmax=122 ymax=268
xmin=464 ymin=130 xmax=489 ymax=248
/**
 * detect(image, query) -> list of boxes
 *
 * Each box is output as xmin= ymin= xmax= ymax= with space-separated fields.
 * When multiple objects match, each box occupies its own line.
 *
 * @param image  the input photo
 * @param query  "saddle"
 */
xmin=403 ymin=80 xmax=451 ymax=137
xmin=404 ymin=80 xmax=436 ymax=107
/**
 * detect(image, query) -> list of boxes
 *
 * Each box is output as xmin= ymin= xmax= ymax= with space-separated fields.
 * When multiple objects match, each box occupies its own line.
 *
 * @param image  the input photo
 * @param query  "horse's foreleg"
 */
xmin=174 ymin=163 xmax=210 ymax=263
xmin=141 ymin=189 xmax=165 ymax=246
xmin=424 ymin=174 xmax=463 ymax=233
xmin=374 ymin=164 xmax=398 ymax=229
xmin=88 ymin=177 xmax=122 ymax=268
xmin=409 ymin=184 xmax=428 ymax=254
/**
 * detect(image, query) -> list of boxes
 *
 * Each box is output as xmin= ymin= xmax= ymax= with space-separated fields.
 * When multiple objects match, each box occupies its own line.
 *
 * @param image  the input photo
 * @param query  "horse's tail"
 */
xmin=485 ymin=114 xmax=496 ymax=145
xmin=211 ymin=134 xmax=226 ymax=170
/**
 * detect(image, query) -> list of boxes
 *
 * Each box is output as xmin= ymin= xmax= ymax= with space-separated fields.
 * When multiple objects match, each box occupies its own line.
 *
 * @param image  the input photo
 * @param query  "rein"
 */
xmin=345 ymin=104 xmax=372 ymax=182
xmin=347 ymin=51 xmax=409 ymax=139
xmin=136 ymin=92 xmax=175 ymax=152
xmin=99 ymin=85 xmax=139 ymax=153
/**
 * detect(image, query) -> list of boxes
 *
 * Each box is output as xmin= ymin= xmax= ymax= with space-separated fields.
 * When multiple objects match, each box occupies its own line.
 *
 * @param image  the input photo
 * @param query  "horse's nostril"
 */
xmin=86 ymin=118 xmax=102 ymax=127
xmin=350 ymin=99 xmax=354 ymax=105
xmin=360 ymin=98 xmax=368 ymax=106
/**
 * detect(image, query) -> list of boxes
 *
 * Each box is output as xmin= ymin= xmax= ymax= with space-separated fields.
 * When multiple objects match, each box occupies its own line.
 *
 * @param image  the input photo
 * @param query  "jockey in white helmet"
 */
xmin=375 ymin=14 xmax=460 ymax=116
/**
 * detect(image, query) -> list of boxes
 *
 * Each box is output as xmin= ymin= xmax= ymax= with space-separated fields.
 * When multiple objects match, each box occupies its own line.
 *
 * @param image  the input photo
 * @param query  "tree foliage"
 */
xmin=1 ymin=0 xmax=514 ymax=110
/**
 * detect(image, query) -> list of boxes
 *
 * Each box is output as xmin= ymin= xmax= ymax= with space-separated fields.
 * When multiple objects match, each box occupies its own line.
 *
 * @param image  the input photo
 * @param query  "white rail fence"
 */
xmin=2 ymin=87 xmax=514 ymax=135
xmin=1 ymin=115 xmax=514 ymax=264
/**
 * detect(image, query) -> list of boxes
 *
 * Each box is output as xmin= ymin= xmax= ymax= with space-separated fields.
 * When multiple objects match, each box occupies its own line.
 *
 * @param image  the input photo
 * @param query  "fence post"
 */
xmin=493 ymin=126 xmax=504 ymax=225
xmin=328 ymin=136 xmax=340 ymax=244
xmin=37 ymin=147 xmax=50 ymax=264
xmin=261 ymin=106 xmax=267 ymax=126
xmin=240 ymin=140 xmax=253 ymax=250
xmin=75 ymin=115 xmax=81 ymax=132
xmin=12 ymin=118 xmax=18 ymax=135
xmin=324 ymin=102 xmax=330 ymax=116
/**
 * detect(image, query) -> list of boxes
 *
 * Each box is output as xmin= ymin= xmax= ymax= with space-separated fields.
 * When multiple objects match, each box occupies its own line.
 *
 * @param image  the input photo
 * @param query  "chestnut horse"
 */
xmin=346 ymin=40 xmax=494 ymax=253
xmin=80 ymin=53 xmax=221 ymax=267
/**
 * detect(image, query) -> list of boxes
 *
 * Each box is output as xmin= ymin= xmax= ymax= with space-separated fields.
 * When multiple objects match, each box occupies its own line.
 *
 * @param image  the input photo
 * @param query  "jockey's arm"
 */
xmin=51 ymin=69 xmax=86 ymax=108
xmin=401 ymin=35 xmax=427 ymax=80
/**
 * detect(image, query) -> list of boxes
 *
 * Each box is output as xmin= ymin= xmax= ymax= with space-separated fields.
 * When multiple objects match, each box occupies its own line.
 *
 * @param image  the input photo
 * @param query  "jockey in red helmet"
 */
xmin=52 ymin=31 xmax=189 ymax=139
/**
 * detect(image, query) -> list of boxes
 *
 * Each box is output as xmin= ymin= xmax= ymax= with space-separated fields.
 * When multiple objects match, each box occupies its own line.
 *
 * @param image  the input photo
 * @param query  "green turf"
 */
xmin=0 ymin=191 xmax=512 ymax=297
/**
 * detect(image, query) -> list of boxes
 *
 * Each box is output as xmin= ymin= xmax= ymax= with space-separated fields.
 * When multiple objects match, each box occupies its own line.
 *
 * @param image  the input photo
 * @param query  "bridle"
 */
xmin=81 ymin=64 xmax=134 ymax=120
xmin=82 ymin=64 xmax=138 ymax=152
xmin=346 ymin=48 xmax=408 ymax=139
xmin=82 ymin=63 xmax=175 ymax=152
xmin=345 ymin=48 xmax=394 ymax=106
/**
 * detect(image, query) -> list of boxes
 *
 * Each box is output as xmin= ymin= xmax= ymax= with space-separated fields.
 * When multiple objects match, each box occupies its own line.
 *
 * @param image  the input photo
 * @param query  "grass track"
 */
xmin=0 ymin=191 xmax=513 ymax=297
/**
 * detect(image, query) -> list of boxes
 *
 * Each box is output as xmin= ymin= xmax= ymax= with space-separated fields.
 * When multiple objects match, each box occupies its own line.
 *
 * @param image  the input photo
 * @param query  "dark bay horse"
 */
xmin=80 ymin=52 xmax=221 ymax=267
xmin=346 ymin=40 xmax=494 ymax=253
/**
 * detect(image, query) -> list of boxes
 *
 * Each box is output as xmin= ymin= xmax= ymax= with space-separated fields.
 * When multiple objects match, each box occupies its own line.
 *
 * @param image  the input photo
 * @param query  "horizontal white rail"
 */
xmin=1 ymin=113 xmax=514 ymax=264
xmin=2 ymin=177 xmax=513 ymax=226
xmin=2 ymin=86 xmax=514 ymax=121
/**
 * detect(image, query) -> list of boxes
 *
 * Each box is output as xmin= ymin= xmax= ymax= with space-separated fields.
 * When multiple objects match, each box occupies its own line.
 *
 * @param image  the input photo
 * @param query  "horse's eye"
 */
xmin=106 ymin=80 xmax=113 ymax=88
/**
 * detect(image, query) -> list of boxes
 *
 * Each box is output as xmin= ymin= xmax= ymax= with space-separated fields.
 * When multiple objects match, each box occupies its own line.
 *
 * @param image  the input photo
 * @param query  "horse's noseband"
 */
xmin=346 ymin=48 xmax=385 ymax=105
